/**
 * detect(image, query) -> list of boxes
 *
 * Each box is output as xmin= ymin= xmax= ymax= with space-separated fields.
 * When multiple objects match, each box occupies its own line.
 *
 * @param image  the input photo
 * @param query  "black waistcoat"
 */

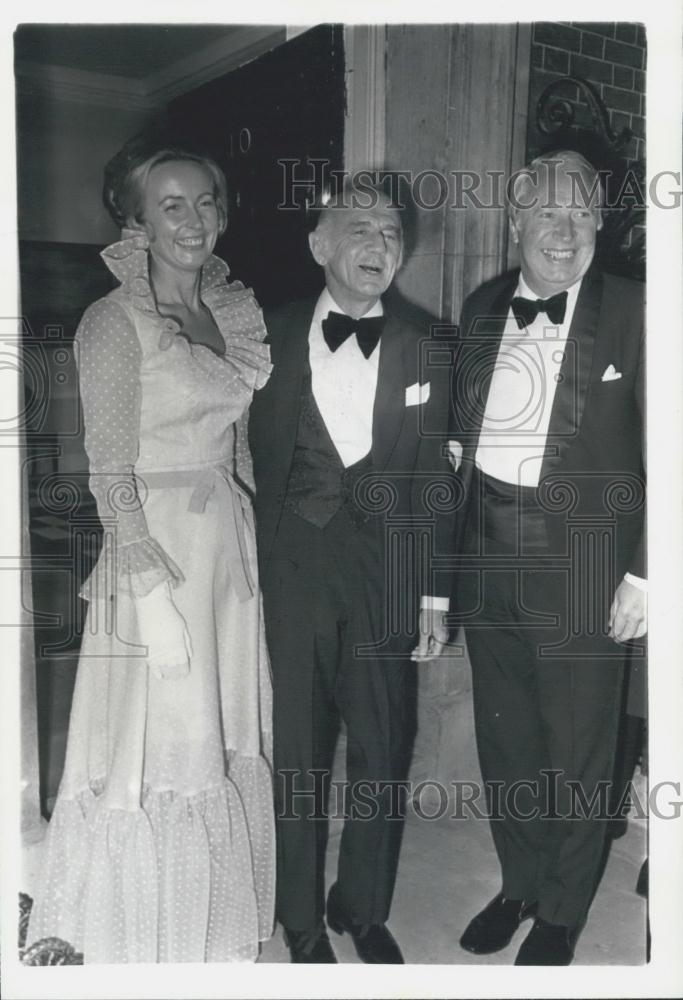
xmin=283 ymin=372 xmax=374 ymax=530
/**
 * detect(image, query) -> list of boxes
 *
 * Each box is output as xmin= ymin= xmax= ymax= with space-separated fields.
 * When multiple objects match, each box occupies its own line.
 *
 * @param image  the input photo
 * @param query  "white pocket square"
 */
xmin=601 ymin=364 xmax=622 ymax=382
xmin=447 ymin=439 xmax=463 ymax=472
xmin=405 ymin=381 xmax=430 ymax=406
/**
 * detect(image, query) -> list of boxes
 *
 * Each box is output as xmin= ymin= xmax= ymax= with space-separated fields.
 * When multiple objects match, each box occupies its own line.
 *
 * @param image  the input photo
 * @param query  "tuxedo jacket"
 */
xmin=248 ymin=296 xmax=455 ymax=600
xmin=451 ymin=265 xmax=645 ymax=580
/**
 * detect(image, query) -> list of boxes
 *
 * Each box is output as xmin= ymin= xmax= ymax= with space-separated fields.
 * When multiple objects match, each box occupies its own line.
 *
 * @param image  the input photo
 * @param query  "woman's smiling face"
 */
xmin=141 ymin=160 xmax=221 ymax=274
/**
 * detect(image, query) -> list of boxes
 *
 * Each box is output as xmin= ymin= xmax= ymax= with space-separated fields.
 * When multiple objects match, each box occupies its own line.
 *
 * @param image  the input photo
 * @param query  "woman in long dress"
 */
xmin=27 ymin=135 xmax=275 ymax=963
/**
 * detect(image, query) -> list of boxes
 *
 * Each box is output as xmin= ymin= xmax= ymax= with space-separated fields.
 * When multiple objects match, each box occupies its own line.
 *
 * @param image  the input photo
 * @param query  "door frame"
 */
xmin=343 ymin=25 xmax=387 ymax=175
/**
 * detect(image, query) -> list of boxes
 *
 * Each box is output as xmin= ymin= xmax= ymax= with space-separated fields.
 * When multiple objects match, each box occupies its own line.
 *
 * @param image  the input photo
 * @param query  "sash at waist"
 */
xmin=136 ymin=462 xmax=255 ymax=602
xmin=473 ymin=468 xmax=548 ymax=551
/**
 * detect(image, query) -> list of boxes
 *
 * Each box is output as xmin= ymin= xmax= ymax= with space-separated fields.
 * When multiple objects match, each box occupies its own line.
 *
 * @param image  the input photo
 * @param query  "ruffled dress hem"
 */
xmin=27 ymin=755 xmax=275 ymax=964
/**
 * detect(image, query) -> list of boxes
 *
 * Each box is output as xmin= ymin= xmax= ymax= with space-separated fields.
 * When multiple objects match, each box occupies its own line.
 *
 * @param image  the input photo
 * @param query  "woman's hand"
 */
xmin=135 ymin=583 xmax=193 ymax=680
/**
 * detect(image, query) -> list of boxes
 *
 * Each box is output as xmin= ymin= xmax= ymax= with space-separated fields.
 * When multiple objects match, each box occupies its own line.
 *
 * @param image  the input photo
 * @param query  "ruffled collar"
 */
xmin=100 ymin=227 xmax=232 ymax=317
xmin=100 ymin=228 xmax=270 ymax=359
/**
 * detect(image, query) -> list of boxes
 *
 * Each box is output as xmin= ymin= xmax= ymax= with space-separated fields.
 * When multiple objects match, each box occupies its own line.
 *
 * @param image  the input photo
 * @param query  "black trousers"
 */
xmin=260 ymin=508 xmax=416 ymax=931
xmin=457 ymin=472 xmax=627 ymax=928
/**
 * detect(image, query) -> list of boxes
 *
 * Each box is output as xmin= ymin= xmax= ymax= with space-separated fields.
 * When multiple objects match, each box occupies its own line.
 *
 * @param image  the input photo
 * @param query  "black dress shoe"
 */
xmin=326 ymin=885 xmax=404 ymax=963
xmin=283 ymin=924 xmax=337 ymax=963
xmin=514 ymin=917 xmax=575 ymax=965
xmin=459 ymin=892 xmax=537 ymax=954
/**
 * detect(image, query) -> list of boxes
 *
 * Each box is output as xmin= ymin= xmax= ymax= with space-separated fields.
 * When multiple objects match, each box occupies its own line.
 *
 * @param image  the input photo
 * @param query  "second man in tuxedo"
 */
xmin=436 ymin=150 xmax=646 ymax=964
xmin=249 ymin=182 xmax=452 ymax=963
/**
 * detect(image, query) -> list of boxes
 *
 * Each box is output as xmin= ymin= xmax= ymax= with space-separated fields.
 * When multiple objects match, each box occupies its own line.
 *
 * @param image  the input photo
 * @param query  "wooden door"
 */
xmin=169 ymin=25 xmax=346 ymax=308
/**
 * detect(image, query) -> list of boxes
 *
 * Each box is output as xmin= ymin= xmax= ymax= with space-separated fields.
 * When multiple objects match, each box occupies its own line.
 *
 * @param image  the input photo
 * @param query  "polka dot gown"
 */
xmin=27 ymin=231 xmax=275 ymax=963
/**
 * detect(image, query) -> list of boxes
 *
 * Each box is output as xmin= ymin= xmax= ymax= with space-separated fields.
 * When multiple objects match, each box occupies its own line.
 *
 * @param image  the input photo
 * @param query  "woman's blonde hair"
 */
xmin=103 ymin=132 xmax=228 ymax=234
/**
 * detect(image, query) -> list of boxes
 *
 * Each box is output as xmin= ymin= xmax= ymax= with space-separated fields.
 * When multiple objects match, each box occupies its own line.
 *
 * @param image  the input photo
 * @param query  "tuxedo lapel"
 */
xmin=371 ymin=313 xmax=408 ymax=470
xmin=542 ymin=267 xmax=602 ymax=477
xmin=268 ymin=298 xmax=315 ymax=491
xmin=473 ymin=275 xmax=520 ymax=417
xmin=458 ymin=273 xmax=518 ymax=463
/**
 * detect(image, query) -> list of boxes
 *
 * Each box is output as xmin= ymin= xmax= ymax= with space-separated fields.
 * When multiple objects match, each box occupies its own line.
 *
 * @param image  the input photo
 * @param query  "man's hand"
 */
xmin=608 ymin=578 xmax=647 ymax=643
xmin=411 ymin=608 xmax=449 ymax=662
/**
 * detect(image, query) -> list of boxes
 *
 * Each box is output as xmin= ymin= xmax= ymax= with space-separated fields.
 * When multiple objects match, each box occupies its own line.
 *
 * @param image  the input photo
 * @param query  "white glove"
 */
xmin=134 ymin=583 xmax=192 ymax=680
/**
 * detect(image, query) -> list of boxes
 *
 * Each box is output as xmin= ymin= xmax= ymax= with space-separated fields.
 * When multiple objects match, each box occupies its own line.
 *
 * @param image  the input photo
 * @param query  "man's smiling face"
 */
xmin=510 ymin=161 xmax=602 ymax=298
xmin=309 ymin=194 xmax=403 ymax=318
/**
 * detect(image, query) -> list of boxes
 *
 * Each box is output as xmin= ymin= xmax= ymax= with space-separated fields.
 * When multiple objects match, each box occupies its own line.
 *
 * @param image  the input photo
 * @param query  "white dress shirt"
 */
xmin=309 ymin=288 xmax=382 ymax=467
xmin=470 ymin=275 xmax=646 ymax=592
xmin=474 ymin=274 xmax=582 ymax=487
xmin=309 ymin=291 xmax=450 ymax=611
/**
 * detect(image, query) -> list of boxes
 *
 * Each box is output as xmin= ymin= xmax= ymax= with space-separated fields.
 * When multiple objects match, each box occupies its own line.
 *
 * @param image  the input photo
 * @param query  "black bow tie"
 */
xmin=322 ymin=311 xmax=384 ymax=359
xmin=510 ymin=291 xmax=568 ymax=330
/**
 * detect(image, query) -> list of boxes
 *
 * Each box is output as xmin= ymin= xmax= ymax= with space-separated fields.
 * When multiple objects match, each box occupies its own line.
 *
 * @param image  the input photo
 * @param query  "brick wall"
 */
xmin=527 ymin=22 xmax=646 ymax=167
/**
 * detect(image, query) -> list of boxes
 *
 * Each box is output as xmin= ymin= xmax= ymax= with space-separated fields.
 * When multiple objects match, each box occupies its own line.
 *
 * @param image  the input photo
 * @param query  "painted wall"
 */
xmin=16 ymin=88 xmax=155 ymax=245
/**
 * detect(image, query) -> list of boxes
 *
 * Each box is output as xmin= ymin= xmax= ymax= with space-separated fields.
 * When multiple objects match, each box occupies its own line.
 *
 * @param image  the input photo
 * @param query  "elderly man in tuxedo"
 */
xmin=427 ymin=151 xmax=646 ymax=964
xmin=249 ymin=182 xmax=451 ymax=963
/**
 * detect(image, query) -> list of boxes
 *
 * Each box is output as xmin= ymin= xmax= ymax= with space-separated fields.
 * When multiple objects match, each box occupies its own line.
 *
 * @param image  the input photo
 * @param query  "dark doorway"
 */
xmin=169 ymin=24 xmax=346 ymax=308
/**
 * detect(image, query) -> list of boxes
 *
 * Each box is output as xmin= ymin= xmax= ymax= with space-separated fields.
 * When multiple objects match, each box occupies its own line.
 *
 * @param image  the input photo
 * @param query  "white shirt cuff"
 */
xmin=421 ymin=596 xmax=450 ymax=611
xmin=624 ymin=572 xmax=648 ymax=592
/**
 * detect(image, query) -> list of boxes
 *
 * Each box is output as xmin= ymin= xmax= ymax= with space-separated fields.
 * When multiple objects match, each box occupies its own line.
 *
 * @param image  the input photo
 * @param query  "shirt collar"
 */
xmin=515 ymin=273 xmax=583 ymax=317
xmin=313 ymin=287 xmax=384 ymax=326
